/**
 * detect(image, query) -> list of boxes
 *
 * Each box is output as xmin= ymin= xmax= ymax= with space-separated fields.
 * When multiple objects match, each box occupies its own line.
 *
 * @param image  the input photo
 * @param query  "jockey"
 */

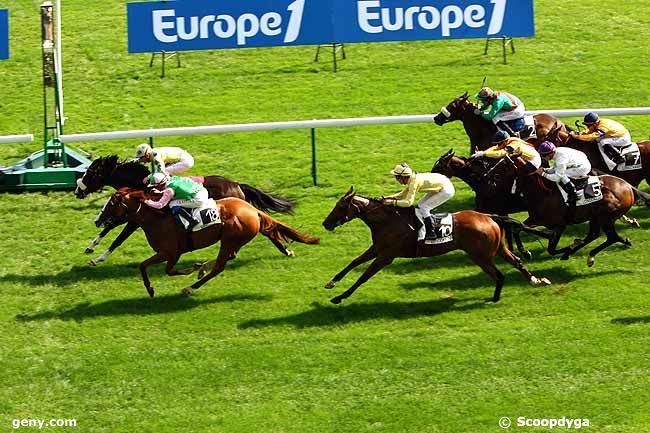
xmin=134 ymin=143 xmax=195 ymax=176
xmin=471 ymin=130 xmax=542 ymax=170
xmin=381 ymin=163 xmax=455 ymax=240
xmin=569 ymin=112 xmax=630 ymax=165
xmin=535 ymin=141 xmax=591 ymax=209
xmin=474 ymin=87 xmax=526 ymax=136
xmin=143 ymin=172 xmax=210 ymax=230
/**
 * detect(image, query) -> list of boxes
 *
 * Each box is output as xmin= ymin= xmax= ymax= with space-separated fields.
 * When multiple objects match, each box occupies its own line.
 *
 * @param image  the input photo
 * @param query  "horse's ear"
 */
xmin=345 ymin=186 xmax=354 ymax=197
xmin=462 ymin=91 xmax=468 ymax=99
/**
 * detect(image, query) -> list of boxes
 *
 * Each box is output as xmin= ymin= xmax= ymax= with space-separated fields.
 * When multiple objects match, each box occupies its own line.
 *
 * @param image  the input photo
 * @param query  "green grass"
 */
xmin=2 ymin=0 xmax=650 ymax=432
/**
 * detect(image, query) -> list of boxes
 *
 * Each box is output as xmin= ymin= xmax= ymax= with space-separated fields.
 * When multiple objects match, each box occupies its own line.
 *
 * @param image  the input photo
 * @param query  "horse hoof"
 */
xmin=330 ymin=297 xmax=342 ymax=305
xmin=623 ymin=238 xmax=632 ymax=248
xmin=523 ymin=250 xmax=533 ymax=260
xmin=182 ymin=287 xmax=193 ymax=296
xmin=540 ymin=277 xmax=552 ymax=285
xmin=87 ymin=259 xmax=97 ymax=266
xmin=324 ymin=280 xmax=336 ymax=289
xmin=286 ymin=250 xmax=295 ymax=257
xmin=84 ymin=248 xmax=94 ymax=254
xmin=560 ymin=254 xmax=570 ymax=261
xmin=587 ymin=256 xmax=595 ymax=267
xmin=147 ymin=287 xmax=155 ymax=298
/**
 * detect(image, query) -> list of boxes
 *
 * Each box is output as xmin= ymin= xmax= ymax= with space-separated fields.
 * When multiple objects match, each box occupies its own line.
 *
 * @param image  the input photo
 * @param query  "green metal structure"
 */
xmin=0 ymin=1 xmax=90 ymax=192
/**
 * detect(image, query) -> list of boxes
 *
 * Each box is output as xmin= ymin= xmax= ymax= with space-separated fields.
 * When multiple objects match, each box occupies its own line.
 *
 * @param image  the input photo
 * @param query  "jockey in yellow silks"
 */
xmin=381 ymin=163 xmax=455 ymax=240
xmin=472 ymin=131 xmax=542 ymax=169
xmin=569 ymin=112 xmax=631 ymax=165
xmin=134 ymin=143 xmax=194 ymax=175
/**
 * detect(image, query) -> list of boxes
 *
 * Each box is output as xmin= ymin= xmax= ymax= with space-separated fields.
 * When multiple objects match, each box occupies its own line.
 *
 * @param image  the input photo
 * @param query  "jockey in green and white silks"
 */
xmin=134 ymin=143 xmax=194 ymax=176
xmin=474 ymin=87 xmax=526 ymax=135
xmin=143 ymin=173 xmax=209 ymax=229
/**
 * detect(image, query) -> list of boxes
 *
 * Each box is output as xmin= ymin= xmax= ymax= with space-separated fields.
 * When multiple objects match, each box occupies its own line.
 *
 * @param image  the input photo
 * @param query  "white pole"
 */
xmin=55 ymin=0 xmax=64 ymax=126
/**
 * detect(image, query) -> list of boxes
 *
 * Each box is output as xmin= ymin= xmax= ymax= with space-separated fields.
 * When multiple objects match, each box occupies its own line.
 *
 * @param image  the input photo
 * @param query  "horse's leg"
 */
xmin=619 ymin=214 xmax=640 ymax=228
xmin=325 ymin=246 xmax=377 ymax=289
xmin=546 ymin=227 xmax=567 ymax=256
xmin=266 ymin=236 xmax=294 ymax=257
xmin=164 ymin=255 xmax=202 ymax=276
xmin=467 ymin=253 xmax=504 ymax=303
xmin=498 ymin=243 xmax=551 ymax=287
xmin=139 ymin=252 xmax=168 ymax=298
xmin=85 ymin=226 xmax=111 ymax=254
xmin=88 ymin=222 xmax=139 ymax=266
xmin=586 ymin=221 xmax=631 ymax=267
xmin=560 ymin=220 xmax=601 ymax=261
xmin=182 ymin=244 xmax=237 ymax=296
xmin=330 ymin=256 xmax=393 ymax=304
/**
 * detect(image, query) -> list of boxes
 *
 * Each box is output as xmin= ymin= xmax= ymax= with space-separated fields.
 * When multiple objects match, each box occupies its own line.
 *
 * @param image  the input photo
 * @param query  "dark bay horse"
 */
xmin=321 ymin=187 xmax=551 ymax=304
xmin=96 ymin=188 xmax=319 ymax=297
xmin=486 ymin=155 xmax=650 ymax=266
xmin=433 ymin=92 xmax=562 ymax=152
xmin=76 ymin=155 xmax=295 ymax=265
xmin=543 ymin=125 xmax=650 ymax=189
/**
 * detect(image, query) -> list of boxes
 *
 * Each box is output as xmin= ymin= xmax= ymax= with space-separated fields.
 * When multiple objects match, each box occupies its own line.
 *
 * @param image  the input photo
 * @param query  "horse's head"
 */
xmin=75 ymin=155 xmax=120 ymax=198
xmin=431 ymin=149 xmax=460 ymax=176
xmin=433 ymin=92 xmax=476 ymax=126
xmin=483 ymin=154 xmax=521 ymax=190
xmin=95 ymin=188 xmax=146 ymax=228
xmin=323 ymin=187 xmax=376 ymax=231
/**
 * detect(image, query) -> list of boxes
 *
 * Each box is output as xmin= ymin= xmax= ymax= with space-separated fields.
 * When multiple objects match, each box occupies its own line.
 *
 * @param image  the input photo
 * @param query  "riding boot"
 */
xmin=423 ymin=216 xmax=436 ymax=240
xmin=603 ymin=144 xmax=625 ymax=164
xmin=496 ymin=121 xmax=517 ymax=137
xmin=560 ymin=181 xmax=578 ymax=219
xmin=172 ymin=206 xmax=196 ymax=231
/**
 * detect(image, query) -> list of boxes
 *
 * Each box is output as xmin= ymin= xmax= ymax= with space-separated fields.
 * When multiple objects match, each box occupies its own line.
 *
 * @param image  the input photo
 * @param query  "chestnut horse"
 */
xmin=76 ymin=155 xmax=295 ymax=266
xmin=433 ymin=92 xmax=563 ymax=152
xmin=485 ymin=155 xmax=650 ymax=266
xmin=321 ymin=187 xmax=551 ymax=304
xmin=96 ymin=188 xmax=319 ymax=297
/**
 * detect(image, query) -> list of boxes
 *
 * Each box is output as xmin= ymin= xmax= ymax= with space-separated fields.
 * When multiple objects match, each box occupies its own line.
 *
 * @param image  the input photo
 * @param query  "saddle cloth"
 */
xmin=598 ymin=142 xmax=641 ymax=172
xmin=178 ymin=199 xmax=221 ymax=231
xmin=414 ymin=208 xmax=454 ymax=245
xmin=557 ymin=176 xmax=603 ymax=207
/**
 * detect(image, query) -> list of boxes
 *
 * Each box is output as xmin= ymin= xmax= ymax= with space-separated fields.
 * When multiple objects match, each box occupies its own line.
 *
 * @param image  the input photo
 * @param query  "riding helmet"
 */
xmin=583 ymin=112 xmax=599 ymax=124
xmin=134 ymin=143 xmax=153 ymax=159
xmin=475 ymin=87 xmax=495 ymax=100
xmin=492 ymin=130 xmax=510 ymax=142
xmin=390 ymin=163 xmax=414 ymax=177
xmin=538 ymin=141 xmax=556 ymax=155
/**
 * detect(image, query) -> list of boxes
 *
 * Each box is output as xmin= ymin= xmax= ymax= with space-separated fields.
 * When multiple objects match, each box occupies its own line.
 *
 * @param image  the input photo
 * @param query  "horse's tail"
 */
xmin=257 ymin=211 xmax=320 ymax=245
xmin=489 ymin=214 xmax=552 ymax=240
xmin=240 ymin=183 xmax=295 ymax=214
xmin=631 ymin=186 xmax=650 ymax=207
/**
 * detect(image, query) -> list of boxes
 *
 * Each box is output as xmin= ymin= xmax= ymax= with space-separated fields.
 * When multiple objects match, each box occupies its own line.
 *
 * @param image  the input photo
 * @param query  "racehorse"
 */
xmin=431 ymin=149 xmax=533 ymax=258
xmin=321 ymin=187 xmax=551 ymax=304
xmin=432 ymin=92 xmax=563 ymax=152
xmin=485 ymin=155 xmax=650 ymax=266
xmin=542 ymin=124 xmax=650 ymax=189
xmin=95 ymin=188 xmax=319 ymax=298
xmin=76 ymin=155 xmax=295 ymax=265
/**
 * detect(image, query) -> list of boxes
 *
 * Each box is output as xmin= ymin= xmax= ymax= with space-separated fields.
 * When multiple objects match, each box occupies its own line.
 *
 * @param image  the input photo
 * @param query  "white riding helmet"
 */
xmin=390 ymin=163 xmax=414 ymax=177
xmin=144 ymin=172 xmax=169 ymax=186
xmin=134 ymin=143 xmax=153 ymax=159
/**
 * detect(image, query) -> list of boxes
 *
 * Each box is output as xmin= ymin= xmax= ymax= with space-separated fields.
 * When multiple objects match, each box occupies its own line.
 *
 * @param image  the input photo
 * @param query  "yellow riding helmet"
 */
xmin=134 ymin=143 xmax=152 ymax=159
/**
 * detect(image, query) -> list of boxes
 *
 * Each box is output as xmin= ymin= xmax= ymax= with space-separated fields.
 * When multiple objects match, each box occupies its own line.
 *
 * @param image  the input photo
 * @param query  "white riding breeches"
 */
xmin=492 ymin=104 xmax=526 ymax=124
xmin=560 ymin=165 xmax=591 ymax=184
xmin=599 ymin=132 xmax=632 ymax=148
xmin=527 ymin=154 xmax=542 ymax=169
xmin=170 ymin=188 xmax=209 ymax=209
xmin=165 ymin=152 xmax=195 ymax=176
xmin=417 ymin=182 xmax=455 ymax=216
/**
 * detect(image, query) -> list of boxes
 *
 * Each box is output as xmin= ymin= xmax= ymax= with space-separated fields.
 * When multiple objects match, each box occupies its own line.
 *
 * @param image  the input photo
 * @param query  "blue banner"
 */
xmin=0 ymin=9 xmax=8 ymax=60
xmin=127 ymin=0 xmax=534 ymax=53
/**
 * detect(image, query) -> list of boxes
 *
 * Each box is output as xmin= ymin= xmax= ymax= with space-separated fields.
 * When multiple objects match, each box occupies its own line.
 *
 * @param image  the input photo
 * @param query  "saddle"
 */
xmin=556 ymin=176 xmax=603 ymax=207
xmin=176 ymin=199 xmax=221 ymax=231
xmin=598 ymin=142 xmax=641 ymax=172
xmin=414 ymin=208 xmax=454 ymax=244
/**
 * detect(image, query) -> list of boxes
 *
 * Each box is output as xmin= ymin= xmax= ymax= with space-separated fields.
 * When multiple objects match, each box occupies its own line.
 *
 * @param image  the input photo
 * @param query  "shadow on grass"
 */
xmin=239 ymin=297 xmax=485 ymax=329
xmin=1 ymin=258 xmax=257 ymax=287
xmin=611 ymin=316 xmax=650 ymax=325
xmin=397 ymin=266 xmax=620 ymax=292
xmin=16 ymin=292 xmax=271 ymax=322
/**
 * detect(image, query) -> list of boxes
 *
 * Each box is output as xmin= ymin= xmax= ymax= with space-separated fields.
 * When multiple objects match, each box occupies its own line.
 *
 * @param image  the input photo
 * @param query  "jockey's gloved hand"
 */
xmin=473 ymin=109 xmax=481 ymax=115
xmin=470 ymin=151 xmax=485 ymax=159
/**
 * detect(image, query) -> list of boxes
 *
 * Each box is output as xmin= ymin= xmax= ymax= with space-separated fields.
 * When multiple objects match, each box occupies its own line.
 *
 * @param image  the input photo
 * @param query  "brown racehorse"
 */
xmin=321 ymin=187 xmax=551 ymax=304
xmin=485 ymin=155 xmax=650 ymax=266
xmin=96 ymin=188 xmax=319 ymax=297
xmin=433 ymin=92 xmax=563 ymax=152
xmin=542 ymin=125 xmax=650 ymax=188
